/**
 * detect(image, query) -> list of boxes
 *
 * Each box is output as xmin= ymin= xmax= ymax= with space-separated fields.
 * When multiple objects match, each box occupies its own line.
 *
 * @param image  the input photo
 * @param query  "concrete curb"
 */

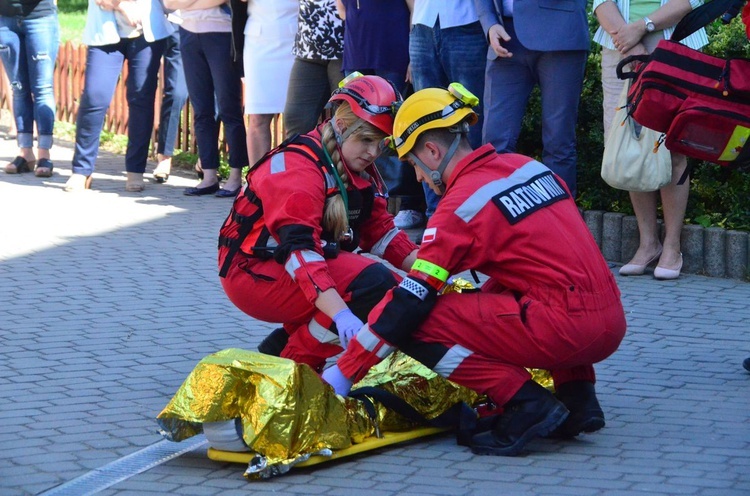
xmin=586 ymin=209 xmax=749 ymax=280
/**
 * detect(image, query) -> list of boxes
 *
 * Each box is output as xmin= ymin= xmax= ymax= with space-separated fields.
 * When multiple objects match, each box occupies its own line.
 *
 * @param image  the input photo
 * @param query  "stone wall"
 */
xmin=584 ymin=211 xmax=750 ymax=280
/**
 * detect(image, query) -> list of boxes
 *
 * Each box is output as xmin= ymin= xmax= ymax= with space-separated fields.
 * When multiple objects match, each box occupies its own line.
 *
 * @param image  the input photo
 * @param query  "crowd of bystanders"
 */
xmin=1 ymin=2 xmax=747 ymax=369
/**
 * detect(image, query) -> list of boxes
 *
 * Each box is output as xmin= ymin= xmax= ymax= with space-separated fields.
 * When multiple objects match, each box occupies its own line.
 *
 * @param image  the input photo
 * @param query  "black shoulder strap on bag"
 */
xmin=671 ymin=0 xmax=744 ymax=42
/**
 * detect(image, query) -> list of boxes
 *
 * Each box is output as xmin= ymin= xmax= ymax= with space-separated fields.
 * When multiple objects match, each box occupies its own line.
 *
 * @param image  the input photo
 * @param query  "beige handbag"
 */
xmin=601 ymin=82 xmax=672 ymax=192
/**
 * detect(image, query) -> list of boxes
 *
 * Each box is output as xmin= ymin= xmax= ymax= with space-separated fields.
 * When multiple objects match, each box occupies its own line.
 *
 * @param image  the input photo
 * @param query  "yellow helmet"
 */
xmin=391 ymin=83 xmax=479 ymax=159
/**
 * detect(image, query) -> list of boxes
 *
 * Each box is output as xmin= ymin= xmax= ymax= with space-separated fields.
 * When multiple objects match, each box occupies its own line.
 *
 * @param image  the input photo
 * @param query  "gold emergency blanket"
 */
xmin=157 ymin=348 xmax=482 ymax=477
xmin=354 ymin=351 xmax=480 ymax=432
xmin=157 ymin=349 xmax=371 ymax=459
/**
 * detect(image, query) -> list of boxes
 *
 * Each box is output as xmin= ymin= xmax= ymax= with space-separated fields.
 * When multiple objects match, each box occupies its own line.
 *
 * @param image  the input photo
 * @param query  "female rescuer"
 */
xmin=218 ymin=74 xmax=419 ymax=372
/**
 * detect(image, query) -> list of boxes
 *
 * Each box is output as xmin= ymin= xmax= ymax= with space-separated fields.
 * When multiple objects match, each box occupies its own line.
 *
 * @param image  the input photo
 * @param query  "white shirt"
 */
xmin=179 ymin=6 xmax=232 ymax=34
xmin=592 ymin=0 xmax=708 ymax=50
xmin=412 ymin=0 xmax=478 ymax=29
xmin=82 ymin=0 xmax=174 ymax=46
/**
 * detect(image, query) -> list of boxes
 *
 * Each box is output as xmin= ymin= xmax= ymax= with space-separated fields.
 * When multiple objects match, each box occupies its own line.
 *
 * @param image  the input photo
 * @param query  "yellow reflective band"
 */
xmin=719 ymin=125 xmax=750 ymax=161
xmin=411 ymin=259 xmax=449 ymax=282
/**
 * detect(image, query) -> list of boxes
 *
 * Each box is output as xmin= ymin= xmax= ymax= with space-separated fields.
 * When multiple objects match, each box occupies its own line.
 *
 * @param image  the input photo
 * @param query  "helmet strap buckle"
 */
xmin=333 ymin=118 xmax=364 ymax=145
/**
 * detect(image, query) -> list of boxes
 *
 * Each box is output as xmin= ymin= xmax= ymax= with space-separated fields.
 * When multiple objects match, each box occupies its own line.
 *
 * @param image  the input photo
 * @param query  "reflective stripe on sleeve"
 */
xmin=308 ymin=316 xmax=338 ymax=344
xmin=284 ymin=249 xmax=326 ymax=279
xmin=356 ymin=326 xmax=395 ymax=359
xmin=433 ymin=344 xmax=473 ymax=378
xmin=399 ymin=277 xmax=429 ymax=301
xmin=370 ymin=227 xmax=400 ymax=258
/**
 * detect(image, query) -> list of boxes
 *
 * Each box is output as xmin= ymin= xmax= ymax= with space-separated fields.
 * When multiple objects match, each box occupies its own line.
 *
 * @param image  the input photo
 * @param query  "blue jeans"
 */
xmin=408 ymin=20 xmax=486 ymax=217
xmin=72 ymin=35 xmax=166 ymax=175
xmin=157 ymin=28 xmax=187 ymax=157
xmin=0 ymin=13 xmax=59 ymax=150
xmin=482 ymin=18 xmax=586 ymax=197
xmin=179 ymin=29 xmax=247 ymax=170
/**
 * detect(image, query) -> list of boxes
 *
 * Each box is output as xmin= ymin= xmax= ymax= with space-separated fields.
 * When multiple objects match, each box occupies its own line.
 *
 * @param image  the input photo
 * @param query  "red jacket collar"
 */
xmin=445 ymin=143 xmax=497 ymax=189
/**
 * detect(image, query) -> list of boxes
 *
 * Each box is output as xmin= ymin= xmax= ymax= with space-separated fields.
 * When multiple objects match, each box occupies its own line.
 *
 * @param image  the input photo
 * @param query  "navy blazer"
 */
xmin=474 ymin=0 xmax=590 ymax=56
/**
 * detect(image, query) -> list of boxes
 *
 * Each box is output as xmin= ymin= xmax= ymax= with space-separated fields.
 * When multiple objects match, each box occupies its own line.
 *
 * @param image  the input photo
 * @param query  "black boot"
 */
xmin=457 ymin=412 xmax=501 ymax=447
xmin=470 ymin=381 xmax=569 ymax=456
xmin=257 ymin=327 xmax=289 ymax=356
xmin=548 ymin=380 xmax=605 ymax=439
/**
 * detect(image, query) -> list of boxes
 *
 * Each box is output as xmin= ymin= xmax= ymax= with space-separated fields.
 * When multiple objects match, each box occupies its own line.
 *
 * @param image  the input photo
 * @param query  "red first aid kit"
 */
xmin=617 ymin=39 xmax=750 ymax=169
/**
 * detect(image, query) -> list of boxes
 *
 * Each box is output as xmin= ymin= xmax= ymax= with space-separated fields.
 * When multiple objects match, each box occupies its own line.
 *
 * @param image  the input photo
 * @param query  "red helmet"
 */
xmin=328 ymin=74 xmax=402 ymax=135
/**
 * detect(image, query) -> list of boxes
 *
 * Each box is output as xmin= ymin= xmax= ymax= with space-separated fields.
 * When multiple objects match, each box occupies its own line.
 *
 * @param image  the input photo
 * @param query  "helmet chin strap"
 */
xmin=332 ymin=118 xmax=364 ymax=145
xmin=407 ymin=132 xmax=463 ymax=194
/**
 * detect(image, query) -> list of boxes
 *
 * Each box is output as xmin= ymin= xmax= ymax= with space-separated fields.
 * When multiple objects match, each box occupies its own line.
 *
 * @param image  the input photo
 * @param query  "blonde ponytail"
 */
xmin=321 ymin=118 xmax=351 ymax=240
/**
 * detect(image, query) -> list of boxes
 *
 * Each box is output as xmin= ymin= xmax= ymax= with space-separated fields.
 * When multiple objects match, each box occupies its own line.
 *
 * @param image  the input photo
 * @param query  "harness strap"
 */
xmin=348 ymin=386 xmax=477 ymax=440
xmin=219 ymin=135 xmax=335 ymax=279
xmin=293 ymin=135 xmax=338 ymax=176
xmin=219 ymin=207 xmax=264 ymax=278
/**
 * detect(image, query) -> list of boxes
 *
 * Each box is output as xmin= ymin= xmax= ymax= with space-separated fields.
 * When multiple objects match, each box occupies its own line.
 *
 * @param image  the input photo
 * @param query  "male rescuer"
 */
xmin=321 ymin=85 xmax=628 ymax=456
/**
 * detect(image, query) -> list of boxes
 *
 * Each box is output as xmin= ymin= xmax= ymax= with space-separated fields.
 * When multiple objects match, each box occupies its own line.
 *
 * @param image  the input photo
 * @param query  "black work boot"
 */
xmin=257 ymin=327 xmax=289 ymax=357
xmin=470 ymin=381 xmax=569 ymax=456
xmin=547 ymin=380 xmax=605 ymax=439
xmin=457 ymin=412 xmax=501 ymax=447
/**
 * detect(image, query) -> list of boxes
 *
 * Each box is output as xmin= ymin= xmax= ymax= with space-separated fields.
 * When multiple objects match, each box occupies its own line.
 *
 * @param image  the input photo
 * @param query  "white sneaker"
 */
xmin=393 ymin=209 xmax=425 ymax=229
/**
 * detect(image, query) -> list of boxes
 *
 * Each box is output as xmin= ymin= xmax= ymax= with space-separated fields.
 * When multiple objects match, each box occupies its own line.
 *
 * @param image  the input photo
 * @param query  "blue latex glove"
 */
xmin=332 ymin=308 xmax=364 ymax=348
xmin=321 ymin=364 xmax=353 ymax=396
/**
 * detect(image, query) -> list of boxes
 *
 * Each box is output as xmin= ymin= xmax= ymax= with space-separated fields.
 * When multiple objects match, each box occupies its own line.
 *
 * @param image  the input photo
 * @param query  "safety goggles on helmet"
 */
xmin=387 ymin=83 xmax=479 ymax=159
xmin=332 ymin=86 xmax=402 ymax=117
xmin=332 ymin=72 xmax=403 ymax=117
xmin=378 ymin=135 xmax=398 ymax=156
xmin=392 ymin=83 xmax=478 ymax=149
xmin=328 ymin=72 xmax=404 ymax=137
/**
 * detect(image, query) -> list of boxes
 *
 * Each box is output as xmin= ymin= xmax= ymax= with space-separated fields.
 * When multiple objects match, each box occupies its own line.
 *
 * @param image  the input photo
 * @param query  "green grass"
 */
xmin=55 ymin=121 xmax=232 ymax=177
xmin=57 ymin=0 xmax=87 ymax=44
xmin=55 ymin=121 xmax=129 ymax=154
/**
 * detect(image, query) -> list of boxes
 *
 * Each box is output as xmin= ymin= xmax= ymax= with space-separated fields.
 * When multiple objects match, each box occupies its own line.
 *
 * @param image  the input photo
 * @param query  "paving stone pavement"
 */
xmin=1 ymin=131 xmax=749 ymax=496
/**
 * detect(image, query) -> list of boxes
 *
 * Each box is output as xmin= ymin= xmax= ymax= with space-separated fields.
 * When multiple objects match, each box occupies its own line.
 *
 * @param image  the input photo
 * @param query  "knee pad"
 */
xmin=344 ymin=263 xmax=398 ymax=321
xmin=257 ymin=327 xmax=289 ymax=356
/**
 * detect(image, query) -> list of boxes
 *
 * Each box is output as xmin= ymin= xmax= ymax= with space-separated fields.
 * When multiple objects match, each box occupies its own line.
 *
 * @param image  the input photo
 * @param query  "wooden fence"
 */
xmin=0 ymin=40 xmax=285 ymax=156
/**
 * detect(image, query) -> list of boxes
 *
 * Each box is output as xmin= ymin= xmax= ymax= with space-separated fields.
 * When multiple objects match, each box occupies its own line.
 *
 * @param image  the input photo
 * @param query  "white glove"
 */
xmin=321 ymin=364 xmax=353 ymax=397
xmin=332 ymin=308 xmax=364 ymax=348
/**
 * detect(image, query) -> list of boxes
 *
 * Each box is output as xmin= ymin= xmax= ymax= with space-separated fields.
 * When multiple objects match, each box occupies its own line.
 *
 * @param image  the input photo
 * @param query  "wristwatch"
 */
xmin=643 ymin=16 xmax=656 ymax=33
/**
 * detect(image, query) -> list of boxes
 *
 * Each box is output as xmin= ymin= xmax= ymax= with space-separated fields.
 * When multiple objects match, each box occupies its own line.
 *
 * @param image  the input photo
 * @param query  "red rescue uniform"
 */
xmin=219 ymin=129 xmax=417 ymax=371
xmin=338 ymin=145 xmax=627 ymax=405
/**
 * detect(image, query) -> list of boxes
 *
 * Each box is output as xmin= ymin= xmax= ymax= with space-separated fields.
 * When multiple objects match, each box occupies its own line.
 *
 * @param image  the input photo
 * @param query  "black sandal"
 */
xmin=34 ymin=158 xmax=54 ymax=177
xmin=4 ymin=156 xmax=35 ymax=174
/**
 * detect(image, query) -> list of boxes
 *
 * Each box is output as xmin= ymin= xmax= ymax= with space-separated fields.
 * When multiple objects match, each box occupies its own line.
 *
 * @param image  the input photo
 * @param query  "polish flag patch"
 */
xmin=421 ymin=227 xmax=437 ymax=243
